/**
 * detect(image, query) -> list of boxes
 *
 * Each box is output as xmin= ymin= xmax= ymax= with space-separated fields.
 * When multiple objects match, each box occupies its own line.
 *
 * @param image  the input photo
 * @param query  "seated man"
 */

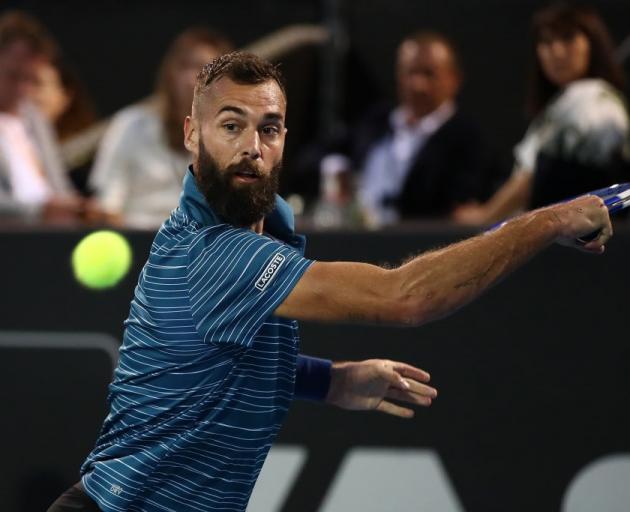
xmin=0 ymin=11 xmax=82 ymax=222
xmin=315 ymin=31 xmax=502 ymax=227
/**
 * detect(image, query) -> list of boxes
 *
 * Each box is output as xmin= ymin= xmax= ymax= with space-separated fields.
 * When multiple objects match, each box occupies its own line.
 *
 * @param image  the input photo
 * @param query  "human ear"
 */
xmin=184 ymin=116 xmax=199 ymax=154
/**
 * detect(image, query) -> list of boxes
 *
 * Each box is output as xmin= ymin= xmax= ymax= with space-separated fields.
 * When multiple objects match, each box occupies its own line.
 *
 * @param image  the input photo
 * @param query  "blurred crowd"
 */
xmin=0 ymin=2 xmax=628 ymax=231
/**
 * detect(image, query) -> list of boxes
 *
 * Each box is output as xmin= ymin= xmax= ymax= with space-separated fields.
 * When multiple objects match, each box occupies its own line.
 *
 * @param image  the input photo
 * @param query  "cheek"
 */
xmin=576 ymin=45 xmax=590 ymax=73
xmin=201 ymin=135 xmax=234 ymax=167
xmin=537 ymin=46 xmax=550 ymax=67
xmin=206 ymin=146 xmax=233 ymax=168
xmin=434 ymin=77 xmax=453 ymax=97
xmin=269 ymin=136 xmax=286 ymax=155
xmin=538 ymin=50 xmax=557 ymax=79
xmin=259 ymin=140 xmax=283 ymax=167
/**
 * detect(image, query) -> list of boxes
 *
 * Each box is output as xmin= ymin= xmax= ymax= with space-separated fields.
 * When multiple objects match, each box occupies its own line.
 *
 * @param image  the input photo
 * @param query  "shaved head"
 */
xmin=192 ymin=51 xmax=286 ymax=119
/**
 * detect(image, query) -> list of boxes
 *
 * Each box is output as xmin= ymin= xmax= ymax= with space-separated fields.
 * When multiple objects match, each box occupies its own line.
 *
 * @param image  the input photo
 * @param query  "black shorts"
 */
xmin=47 ymin=482 xmax=101 ymax=512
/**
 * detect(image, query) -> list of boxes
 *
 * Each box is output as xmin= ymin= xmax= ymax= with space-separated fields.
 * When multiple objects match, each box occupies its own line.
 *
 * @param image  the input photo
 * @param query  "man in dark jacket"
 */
xmin=318 ymin=31 xmax=503 ymax=227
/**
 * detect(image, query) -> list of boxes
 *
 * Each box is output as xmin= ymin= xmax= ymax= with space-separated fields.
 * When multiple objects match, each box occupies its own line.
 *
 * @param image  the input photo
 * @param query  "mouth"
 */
xmin=232 ymin=169 xmax=262 ymax=184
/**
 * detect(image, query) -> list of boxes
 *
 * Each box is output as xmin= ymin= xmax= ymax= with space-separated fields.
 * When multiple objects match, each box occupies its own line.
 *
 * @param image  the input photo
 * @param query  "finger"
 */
xmin=581 ymin=241 xmax=605 ymax=254
xmin=386 ymin=388 xmax=433 ymax=407
xmin=583 ymin=223 xmax=612 ymax=248
xmin=390 ymin=362 xmax=431 ymax=382
xmin=376 ymin=400 xmax=415 ymax=418
xmin=380 ymin=365 xmax=412 ymax=392
xmin=402 ymin=380 xmax=438 ymax=399
xmin=581 ymin=223 xmax=610 ymax=253
xmin=385 ymin=388 xmax=436 ymax=405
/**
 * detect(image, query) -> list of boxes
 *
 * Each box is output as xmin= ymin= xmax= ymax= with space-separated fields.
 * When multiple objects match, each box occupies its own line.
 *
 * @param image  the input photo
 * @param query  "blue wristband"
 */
xmin=294 ymin=355 xmax=332 ymax=401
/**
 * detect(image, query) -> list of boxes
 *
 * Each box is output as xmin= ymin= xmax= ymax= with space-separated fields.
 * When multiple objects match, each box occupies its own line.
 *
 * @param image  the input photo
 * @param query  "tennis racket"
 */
xmin=489 ymin=183 xmax=630 ymax=241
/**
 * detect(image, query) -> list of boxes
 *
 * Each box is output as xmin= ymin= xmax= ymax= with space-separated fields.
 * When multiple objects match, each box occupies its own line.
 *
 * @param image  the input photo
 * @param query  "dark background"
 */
xmin=5 ymin=0 xmax=630 ymax=184
xmin=2 ymin=1 xmax=630 ymax=510
xmin=2 ymin=226 xmax=629 ymax=511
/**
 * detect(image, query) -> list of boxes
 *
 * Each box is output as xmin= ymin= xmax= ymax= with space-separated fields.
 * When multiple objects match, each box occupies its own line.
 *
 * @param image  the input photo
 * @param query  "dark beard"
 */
xmin=194 ymin=140 xmax=281 ymax=227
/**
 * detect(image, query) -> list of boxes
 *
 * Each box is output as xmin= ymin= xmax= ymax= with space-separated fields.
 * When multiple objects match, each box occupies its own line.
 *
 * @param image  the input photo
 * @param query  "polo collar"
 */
xmin=179 ymin=166 xmax=306 ymax=253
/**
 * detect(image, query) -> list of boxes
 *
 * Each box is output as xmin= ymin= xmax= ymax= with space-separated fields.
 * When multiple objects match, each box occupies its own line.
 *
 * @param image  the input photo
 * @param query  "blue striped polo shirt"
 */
xmin=81 ymin=168 xmax=313 ymax=511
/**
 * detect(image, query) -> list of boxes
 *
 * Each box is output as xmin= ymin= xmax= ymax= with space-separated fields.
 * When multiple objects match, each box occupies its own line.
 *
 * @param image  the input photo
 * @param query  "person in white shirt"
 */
xmin=453 ymin=3 xmax=629 ymax=226
xmin=0 ymin=11 xmax=82 ymax=222
xmin=89 ymin=28 xmax=233 ymax=229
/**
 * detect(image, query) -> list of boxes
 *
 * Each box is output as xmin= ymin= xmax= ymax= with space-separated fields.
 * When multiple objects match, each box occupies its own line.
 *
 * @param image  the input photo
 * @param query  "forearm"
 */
xmin=393 ymin=208 xmax=560 ymax=325
xmin=276 ymin=195 xmax=607 ymax=326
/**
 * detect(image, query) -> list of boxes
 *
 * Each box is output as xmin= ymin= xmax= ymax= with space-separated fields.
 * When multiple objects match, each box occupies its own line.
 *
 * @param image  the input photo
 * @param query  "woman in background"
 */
xmin=89 ymin=28 xmax=232 ymax=229
xmin=454 ymin=2 xmax=628 ymax=225
xmin=30 ymin=54 xmax=100 ymax=194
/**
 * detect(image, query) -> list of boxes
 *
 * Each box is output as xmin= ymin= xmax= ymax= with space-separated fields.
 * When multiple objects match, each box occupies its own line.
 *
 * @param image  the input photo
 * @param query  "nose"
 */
xmin=409 ymin=73 xmax=429 ymax=94
xmin=241 ymin=129 xmax=261 ymax=160
xmin=549 ymin=40 xmax=567 ymax=58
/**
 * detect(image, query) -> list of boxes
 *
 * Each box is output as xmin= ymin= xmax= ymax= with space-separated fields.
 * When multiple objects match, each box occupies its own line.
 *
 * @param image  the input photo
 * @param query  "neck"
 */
xmin=251 ymin=219 xmax=264 ymax=234
xmin=0 ymin=102 xmax=19 ymax=116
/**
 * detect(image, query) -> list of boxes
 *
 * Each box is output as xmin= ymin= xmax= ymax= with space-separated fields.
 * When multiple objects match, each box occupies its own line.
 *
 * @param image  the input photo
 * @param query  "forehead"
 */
xmin=398 ymin=40 xmax=452 ymax=70
xmin=0 ymin=40 xmax=38 ymax=64
xmin=538 ymin=27 xmax=584 ymax=43
xmin=202 ymin=77 xmax=286 ymax=118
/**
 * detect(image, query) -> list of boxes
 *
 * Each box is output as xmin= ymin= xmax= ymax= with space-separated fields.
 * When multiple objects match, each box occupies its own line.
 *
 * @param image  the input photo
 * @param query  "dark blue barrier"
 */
xmin=2 ymin=226 xmax=629 ymax=511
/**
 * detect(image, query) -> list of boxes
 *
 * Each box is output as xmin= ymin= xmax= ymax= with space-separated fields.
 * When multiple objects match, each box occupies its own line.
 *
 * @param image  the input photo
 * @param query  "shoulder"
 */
xmin=440 ymin=109 xmax=481 ymax=133
xmin=553 ymin=79 xmax=628 ymax=120
xmin=187 ymin=224 xmax=269 ymax=261
xmin=562 ymin=78 xmax=623 ymax=100
xmin=354 ymin=102 xmax=395 ymax=135
xmin=426 ymin=109 xmax=483 ymax=149
xmin=19 ymin=100 xmax=48 ymax=125
xmin=106 ymin=102 xmax=161 ymax=136
xmin=18 ymin=101 xmax=59 ymax=141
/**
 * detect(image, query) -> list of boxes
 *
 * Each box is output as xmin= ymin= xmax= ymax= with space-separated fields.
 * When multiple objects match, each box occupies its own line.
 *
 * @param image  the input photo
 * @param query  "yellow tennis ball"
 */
xmin=72 ymin=230 xmax=132 ymax=289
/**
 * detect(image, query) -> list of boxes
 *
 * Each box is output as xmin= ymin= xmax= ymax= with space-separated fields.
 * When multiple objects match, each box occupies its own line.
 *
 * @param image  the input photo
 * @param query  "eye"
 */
xmin=223 ymin=123 xmax=239 ymax=132
xmin=261 ymin=125 xmax=280 ymax=136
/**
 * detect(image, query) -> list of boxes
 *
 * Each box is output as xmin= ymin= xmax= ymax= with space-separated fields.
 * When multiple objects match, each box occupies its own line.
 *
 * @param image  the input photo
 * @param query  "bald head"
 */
xmin=396 ymin=32 xmax=461 ymax=120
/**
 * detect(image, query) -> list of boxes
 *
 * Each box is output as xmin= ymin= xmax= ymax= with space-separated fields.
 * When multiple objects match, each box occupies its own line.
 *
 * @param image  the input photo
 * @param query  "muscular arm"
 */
xmin=275 ymin=196 xmax=611 ymax=326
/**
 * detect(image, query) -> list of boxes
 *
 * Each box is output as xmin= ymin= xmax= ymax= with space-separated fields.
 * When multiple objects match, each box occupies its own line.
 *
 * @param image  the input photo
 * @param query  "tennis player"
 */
xmin=48 ymin=52 xmax=612 ymax=512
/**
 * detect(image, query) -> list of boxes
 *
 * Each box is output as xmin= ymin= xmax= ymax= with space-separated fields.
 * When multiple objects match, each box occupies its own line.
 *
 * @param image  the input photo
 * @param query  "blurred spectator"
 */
xmin=0 ymin=11 xmax=83 ymax=222
xmin=30 ymin=54 xmax=100 ymax=194
xmin=453 ymin=2 xmax=629 ymax=225
xmin=89 ymin=27 xmax=232 ymax=229
xmin=310 ymin=31 xmax=503 ymax=228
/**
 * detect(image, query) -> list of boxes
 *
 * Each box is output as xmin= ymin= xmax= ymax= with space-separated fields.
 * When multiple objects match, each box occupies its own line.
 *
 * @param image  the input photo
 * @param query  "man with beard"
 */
xmin=49 ymin=52 xmax=612 ymax=512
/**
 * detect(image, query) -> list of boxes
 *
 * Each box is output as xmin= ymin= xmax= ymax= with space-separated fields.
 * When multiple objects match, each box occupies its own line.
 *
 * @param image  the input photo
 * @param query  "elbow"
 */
xmin=377 ymin=268 xmax=447 ymax=327
xmin=378 ymin=270 xmax=435 ymax=327
xmin=384 ymin=294 xmax=434 ymax=327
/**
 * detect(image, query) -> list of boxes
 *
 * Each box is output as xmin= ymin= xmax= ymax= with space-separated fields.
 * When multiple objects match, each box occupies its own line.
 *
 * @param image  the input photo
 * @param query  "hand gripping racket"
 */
xmin=488 ymin=183 xmax=630 ymax=241
xmin=576 ymin=183 xmax=630 ymax=242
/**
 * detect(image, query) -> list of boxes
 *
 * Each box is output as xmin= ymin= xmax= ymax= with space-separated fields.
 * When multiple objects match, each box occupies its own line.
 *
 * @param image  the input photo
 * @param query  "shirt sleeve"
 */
xmin=186 ymin=226 xmax=313 ymax=347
